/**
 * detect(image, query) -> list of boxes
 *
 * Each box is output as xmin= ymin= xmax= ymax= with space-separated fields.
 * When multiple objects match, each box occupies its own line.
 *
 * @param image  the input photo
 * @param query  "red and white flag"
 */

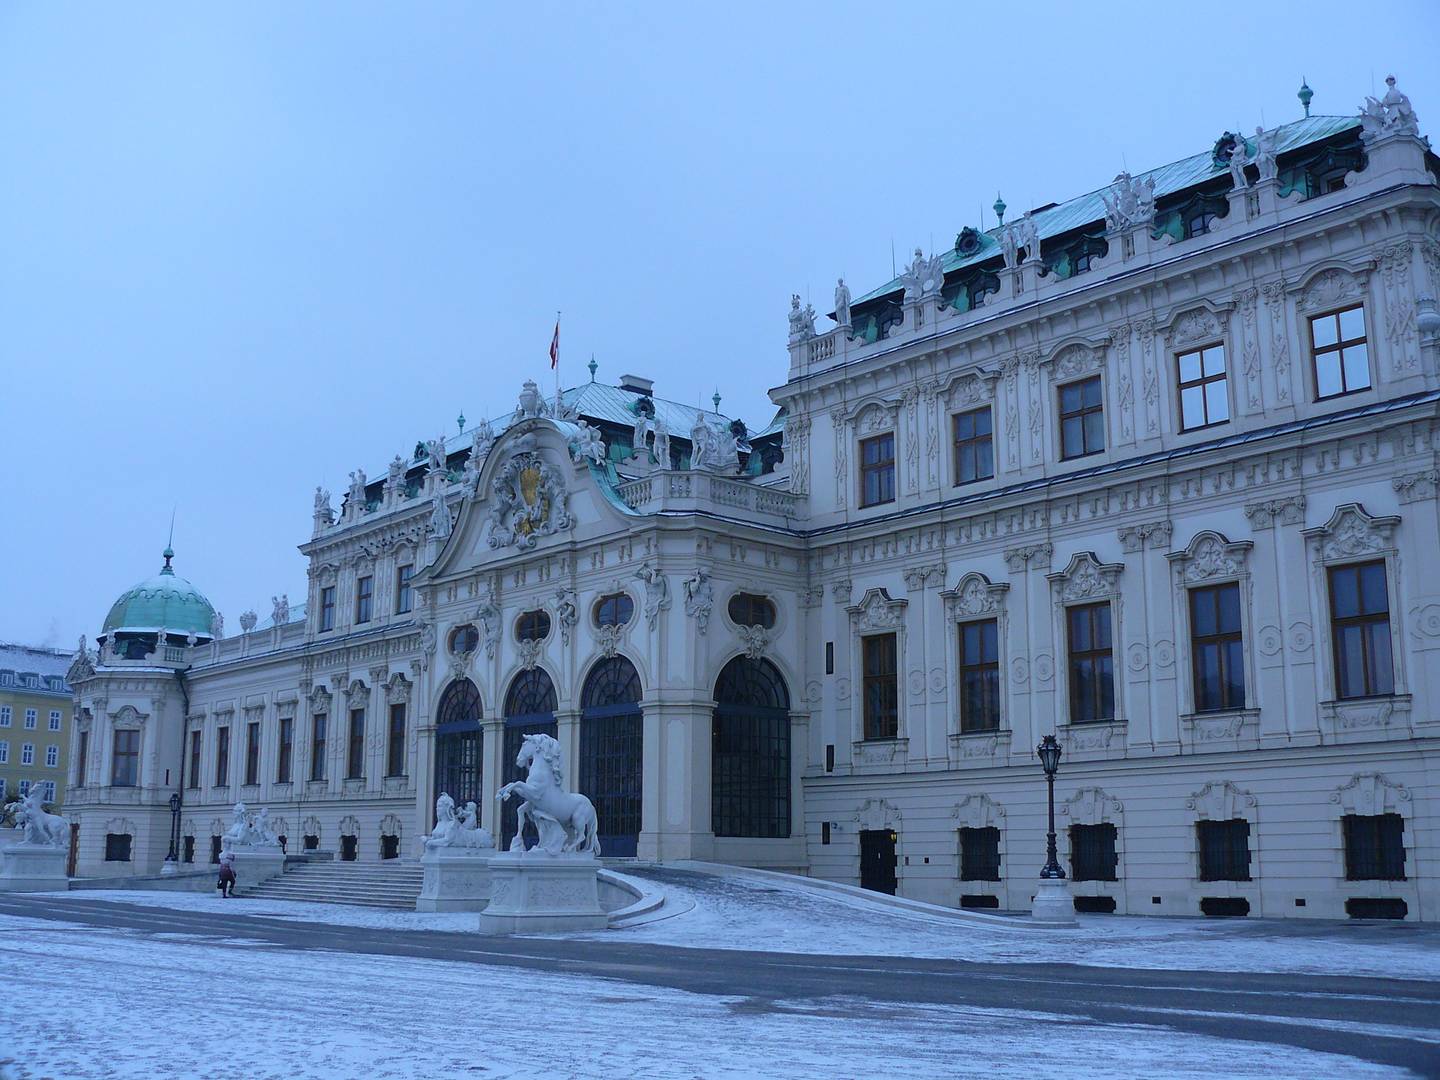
xmin=549 ymin=319 xmax=560 ymax=370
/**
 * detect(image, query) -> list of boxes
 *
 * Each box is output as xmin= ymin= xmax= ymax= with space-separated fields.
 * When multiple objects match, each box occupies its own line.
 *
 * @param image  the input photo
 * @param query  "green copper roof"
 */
xmin=102 ymin=550 xmax=216 ymax=638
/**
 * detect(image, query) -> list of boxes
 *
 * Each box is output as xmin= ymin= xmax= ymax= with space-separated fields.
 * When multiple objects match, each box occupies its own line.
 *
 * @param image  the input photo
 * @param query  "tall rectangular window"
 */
xmin=396 ymin=564 xmax=414 ymax=614
xmin=959 ymin=826 xmax=1001 ymax=881
xmin=1310 ymin=305 xmax=1370 ymax=400
xmin=1197 ymin=819 xmax=1251 ymax=881
xmin=277 ymin=717 xmax=294 ymax=783
xmin=111 ymin=729 xmax=140 ymax=787
xmin=215 ymin=726 xmax=230 ymax=787
xmin=188 ymin=730 xmax=202 ymax=789
xmin=959 ymin=619 xmax=1000 ymax=733
xmin=1059 ymin=376 xmax=1104 ymax=459
xmin=1190 ymin=583 xmax=1245 ymax=712
xmin=244 ymin=722 xmax=261 ymax=785
xmin=0 ymin=741 xmax=7 ymax=763
xmin=45 ymin=745 xmax=58 ymax=767
xmin=386 ymin=703 xmax=406 ymax=777
xmin=861 ymin=633 xmax=898 ymax=740
xmin=1329 ymin=561 xmax=1393 ymax=699
xmin=859 ymin=433 xmax=895 ymax=508
xmin=347 ymin=709 xmax=365 ymax=779
xmin=1067 ymin=602 xmax=1115 ymax=723
xmin=20 ymin=743 xmax=34 ymax=765
xmin=1342 ymin=813 xmax=1405 ymax=881
xmin=355 ymin=576 xmax=374 ymax=624
xmin=0 ymin=706 xmax=10 ymax=726
xmin=1177 ymin=344 xmax=1229 ymax=431
xmin=310 ymin=713 xmax=328 ymax=781
xmin=48 ymin=710 xmax=62 ymax=731
xmin=952 ymin=407 xmax=994 ymax=486
xmin=24 ymin=709 xmax=36 ymax=729
xmin=76 ymin=730 xmax=88 ymax=783
xmin=1069 ymin=823 xmax=1118 ymax=881
xmin=320 ymin=586 xmax=336 ymax=632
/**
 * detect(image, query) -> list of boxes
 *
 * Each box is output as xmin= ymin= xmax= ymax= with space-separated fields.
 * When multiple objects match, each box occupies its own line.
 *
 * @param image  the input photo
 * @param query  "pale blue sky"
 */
xmin=1 ymin=2 xmax=1436 ymax=647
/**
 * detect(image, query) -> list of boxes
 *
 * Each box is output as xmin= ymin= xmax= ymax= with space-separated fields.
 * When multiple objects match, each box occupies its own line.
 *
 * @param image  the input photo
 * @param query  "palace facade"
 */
xmin=66 ymin=80 xmax=1440 ymax=919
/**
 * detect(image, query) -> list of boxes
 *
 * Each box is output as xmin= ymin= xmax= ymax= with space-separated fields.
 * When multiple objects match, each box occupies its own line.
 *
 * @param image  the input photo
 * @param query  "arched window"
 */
xmin=501 ymin=668 xmax=557 ymax=849
xmin=580 ymin=657 xmax=643 ymax=857
xmin=434 ymin=679 xmax=482 ymax=821
xmin=713 ymin=657 xmax=791 ymax=839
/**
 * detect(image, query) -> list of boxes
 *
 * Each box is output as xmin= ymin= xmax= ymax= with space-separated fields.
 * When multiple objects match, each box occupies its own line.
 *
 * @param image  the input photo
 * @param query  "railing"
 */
xmin=616 ymin=471 xmax=803 ymax=522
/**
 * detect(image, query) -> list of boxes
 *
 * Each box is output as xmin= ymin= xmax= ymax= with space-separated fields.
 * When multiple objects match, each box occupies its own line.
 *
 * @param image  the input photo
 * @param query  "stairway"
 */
xmin=240 ymin=858 xmax=424 ymax=910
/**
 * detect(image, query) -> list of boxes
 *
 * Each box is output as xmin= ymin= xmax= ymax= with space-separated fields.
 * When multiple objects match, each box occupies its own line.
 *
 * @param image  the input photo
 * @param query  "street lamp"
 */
xmin=163 ymin=792 xmax=182 ymax=875
xmin=1031 ymin=733 xmax=1076 ymax=925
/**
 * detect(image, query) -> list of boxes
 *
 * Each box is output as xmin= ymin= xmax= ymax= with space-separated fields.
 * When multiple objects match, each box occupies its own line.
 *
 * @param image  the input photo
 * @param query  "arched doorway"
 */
xmin=501 ymin=667 xmax=557 ymax=850
xmin=434 ymin=679 xmax=483 ymax=822
xmin=712 ymin=656 xmax=791 ymax=838
xmin=580 ymin=656 xmax=643 ymax=857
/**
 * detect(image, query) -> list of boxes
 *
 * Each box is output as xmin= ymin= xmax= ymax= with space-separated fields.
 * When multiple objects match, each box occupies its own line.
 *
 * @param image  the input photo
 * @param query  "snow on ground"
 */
xmin=0 ymin=913 xmax=1410 ymax=1080
xmin=47 ymin=864 xmax=1440 ymax=982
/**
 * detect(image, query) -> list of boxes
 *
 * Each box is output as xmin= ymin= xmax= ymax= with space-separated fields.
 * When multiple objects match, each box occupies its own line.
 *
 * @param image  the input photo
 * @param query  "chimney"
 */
xmin=619 ymin=374 xmax=654 ymax=397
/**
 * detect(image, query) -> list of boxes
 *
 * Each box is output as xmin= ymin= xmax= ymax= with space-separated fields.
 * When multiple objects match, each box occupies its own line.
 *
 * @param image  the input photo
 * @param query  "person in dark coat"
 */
xmin=217 ymin=852 xmax=237 ymax=898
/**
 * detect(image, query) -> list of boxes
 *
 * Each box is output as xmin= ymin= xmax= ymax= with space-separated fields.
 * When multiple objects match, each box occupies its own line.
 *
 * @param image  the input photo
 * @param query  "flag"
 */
xmin=549 ymin=319 xmax=559 ymax=370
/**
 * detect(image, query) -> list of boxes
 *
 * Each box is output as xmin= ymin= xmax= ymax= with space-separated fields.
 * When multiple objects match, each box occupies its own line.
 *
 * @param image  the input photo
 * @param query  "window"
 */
xmin=1185 ymin=209 xmax=1218 ymax=238
xmin=215 ymin=726 xmax=230 ymax=786
xmin=862 ymin=633 xmax=898 ymax=740
xmin=20 ymin=742 xmax=34 ymax=765
xmin=347 ymin=709 xmax=365 ymax=779
xmin=277 ymin=717 xmax=294 ymax=783
xmin=1067 ymin=603 xmax=1115 ymax=723
xmin=1342 ymin=813 xmax=1405 ymax=881
xmin=244 ymin=722 xmax=261 ymax=785
xmin=76 ymin=730 xmax=88 ymax=782
xmin=959 ymin=826 xmax=1001 ymax=881
xmin=355 ymin=575 xmax=374 ymax=624
xmin=594 ymin=593 xmax=634 ymax=627
xmin=1177 ymin=344 xmax=1229 ymax=431
xmin=386 ymin=703 xmax=406 ymax=777
xmin=210 ymin=836 xmax=223 ymax=864
xmin=45 ymin=745 xmax=58 ymax=768
xmin=1190 ymin=583 xmax=1245 ymax=712
xmin=188 ymin=731 xmax=202 ymax=788
xmin=1059 ymin=376 xmax=1104 ymax=459
xmin=112 ymin=729 xmax=140 ymax=786
xmin=1329 ymin=561 xmax=1393 ymax=699
xmin=41 ymin=781 xmax=54 ymax=802
xmin=310 ymin=713 xmax=327 ymax=781
xmin=1310 ymin=305 xmax=1370 ymax=399
xmin=380 ymin=834 xmax=400 ymax=860
xmin=952 ymin=408 xmax=994 ymax=486
xmin=516 ymin=609 xmax=551 ymax=642
xmin=0 ymin=706 xmax=10 ymax=727
xmin=1197 ymin=819 xmax=1251 ymax=881
xmin=1069 ymin=823 xmax=1118 ymax=881
xmin=183 ymin=835 xmax=195 ymax=863
xmin=0 ymin=741 xmax=7 ymax=764
xmin=449 ymin=624 xmax=480 ymax=654
xmin=24 ymin=709 xmax=36 ymax=730
xmin=959 ymin=619 xmax=1000 ymax=733
xmin=340 ymin=834 xmax=358 ymax=862
xmin=18 ymin=779 xmax=29 ymax=797
xmin=859 ymin=433 xmax=895 ymax=507
xmin=303 ymin=834 xmax=319 ymax=851
xmin=395 ymin=563 xmax=414 ymax=614
xmin=712 ymin=657 xmax=791 ymax=840
xmin=727 ymin=593 xmax=777 ymax=629
xmin=319 ymin=586 xmax=336 ymax=632
xmin=104 ymin=833 xmax=132 ymax=862
xmin=48 ymin=710 xmax=62 ymax=731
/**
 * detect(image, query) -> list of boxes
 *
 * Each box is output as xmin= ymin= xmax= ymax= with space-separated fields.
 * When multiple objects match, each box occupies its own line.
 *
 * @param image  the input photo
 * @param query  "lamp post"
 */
xmin=1031 ymin=733 xmax=1076 ymax=925
xmin=162 ymin=792 xmax=182 ymax=875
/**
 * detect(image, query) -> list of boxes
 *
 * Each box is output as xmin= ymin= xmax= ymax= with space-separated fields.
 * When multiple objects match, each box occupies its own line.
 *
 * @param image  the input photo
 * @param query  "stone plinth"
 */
xmin=227 ymin=847 xmax=286 ymax=890
xmin=0 ymin=843 xmax=68 ymax=892
xmin=477 ymin=852 xmax=606 ymax=935
xmin=417 ymin=848 xmax=493 ymax=912
xmin=1030 ymin=877 xmax=1078 ymax=926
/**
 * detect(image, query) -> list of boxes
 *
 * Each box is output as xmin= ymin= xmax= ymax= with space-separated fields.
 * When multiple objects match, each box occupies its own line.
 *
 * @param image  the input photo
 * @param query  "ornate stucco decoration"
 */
xmin=854 ymin=798 xmax=902 ymax=831
xmin=475 ymin=583 xmax=502 ymax=660
xmin=951 ymin=793 xmax=1005 ymax=830
xmin=487 ymin=438 xmax=572 ymax=551
xmin=1163 ymin=306 xmax=1226 ymax=350
xmin=682 ymin=568 xmax=714 ymax=634
xmin=1244 ymin=495 xmax=1306 ymax=530
xmin=941 ymin=572 xmax=1009 ymax=619
xmin=1332 ymin=772 xmax=1411 ymax=815
xmin=635 ymin=564 xmax=671 ymax=630
xmin=1117 ymin=520 xmax=1172 ymax=553
xmin=1047 ymin=552 xmax=1124 ymax=603
xmin=1101 ymin=171 xmax=1156 ymax=233
xmin=1301 ymin=503 xmax=1401 ymax=562
xmin=516 ymin=636 xmax=543 ymax=672
xmin=736 ymin=624 xmax=769 ymax=660
xmin=847 ymin=588 xmax=907 ymax=632
xmin=1060 ymin=786 xmax=1123 ymax=823
xmin=1047 ymin=342 xmax=1105 ymax=382
xmin=1392 ymin=469 xmax=1440 ymax=504
xmin=553 ymin=587 xmax=579 ymax=647
xmin=1187 ymin=781 xmax=1257 ymax=820
xmin=384 ymin=673 xmax=412 ymax=704
xmin=1297 ymin=266 xmax=1367 ymax=313
xmin=1166 ymin=531 xmax=1254 ymax=583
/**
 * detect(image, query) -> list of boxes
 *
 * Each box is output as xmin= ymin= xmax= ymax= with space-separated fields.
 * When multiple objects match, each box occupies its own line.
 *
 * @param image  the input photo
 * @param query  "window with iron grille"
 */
xmin=1176 ymin=344 xmax=1230 ymax=431
xmin=859 ymin=432 xmax=895 ymax=507
xmin=952 ymin=407 xmax=994 ymax=486
xmin=310 ymin=713 xmax=327 ymax=781
xmin=1343 ymin=813 xmax=1406 ymax=881
xmin=1059 ymin=376 xmax=1104 ymax=459
xmin=104 ymin=833 xmax=132 ymax=862
xmin=380 ymin=834 xmax=399 ymax=860
xmin=277 ymin=717 xmax=294 ymax=783
xmin=1329 ymin=561 xmax=1393 ymax=699
xmin=183 ymin=835 xmax=195 ymax=863
xmin=1310 ymin=305 xmax=1370 ymax=400
xmin=112 ymin=729 xmax=140 ymax=787
xmin=959 ymin=826 xmax=1001 ymax=881
xmin=1069 ymin=823 xmax=1118 ymax=882
xmin=1197 ymin=819 xmax=1251 ymax=881
xmin=395 ymin=563 xmax=414 ymax=614
xmin=386 ymin=703 xmax=406 ymax=777
xmin=1190 ymin=583 xmax=1245 ymax=712
xmin=727 ymin=593 xmax=777 ymax=629
xmin=347 ymin=709 xmax=365 ymax=779
xmin=355 ymin=576 xmax=374 ymax=624
xmin=959 ymin=619 xmax=1000 ymax=733
xmin=319 ymin=586 xmax=336 ymax=632
xmin=1067 ymin=603 xmax=1115 ymax=723
xmin=712 ymin=656 xmax=790 ymax=839
xmin=862 ymin=633 xmax=898 ymax=740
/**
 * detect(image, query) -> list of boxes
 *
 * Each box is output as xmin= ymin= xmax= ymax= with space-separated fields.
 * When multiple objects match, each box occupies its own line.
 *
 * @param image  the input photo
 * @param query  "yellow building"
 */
xmin=0 ymin=643 xmax=73 ymax=809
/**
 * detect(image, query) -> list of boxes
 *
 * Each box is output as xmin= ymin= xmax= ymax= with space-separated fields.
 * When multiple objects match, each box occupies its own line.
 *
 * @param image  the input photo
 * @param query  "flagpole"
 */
xmin=554 ymin=309 xmax=562 ymax=413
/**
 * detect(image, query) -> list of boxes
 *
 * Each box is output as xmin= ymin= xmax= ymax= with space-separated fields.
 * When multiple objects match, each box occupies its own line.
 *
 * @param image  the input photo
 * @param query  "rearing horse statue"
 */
xmin=496 ymin=733 xmax=601 ymax=856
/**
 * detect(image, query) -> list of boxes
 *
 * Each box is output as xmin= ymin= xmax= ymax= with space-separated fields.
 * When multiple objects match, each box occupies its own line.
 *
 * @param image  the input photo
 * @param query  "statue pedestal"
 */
xmin=477 ymin=851 xmax=606 ymax=935
xmin=0 ymin=843 xmax=68 ymax=892
xmin=227 ymin=847 xmax=285 ymax=890
xmin=417 ymin=847 xmax=493 ymax=912
xmin=1030 ymin=877 xmax=1078 ymax=926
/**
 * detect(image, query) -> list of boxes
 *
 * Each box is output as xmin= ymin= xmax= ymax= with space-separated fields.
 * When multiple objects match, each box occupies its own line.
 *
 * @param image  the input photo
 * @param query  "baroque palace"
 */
xmin=66 ymin=79 xmax=1440 ymax=920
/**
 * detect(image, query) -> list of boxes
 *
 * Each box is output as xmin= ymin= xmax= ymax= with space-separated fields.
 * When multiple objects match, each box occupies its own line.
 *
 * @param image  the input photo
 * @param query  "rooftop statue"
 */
xmin=429 ymin=490 xmax=452 ymax=540
xmin=471 ymin=417 xmax=495 ymax=460
xmin=425 ymin=436 xmax=448 ymax=476
xmin=210 ymin=610 xmax=225 ymax=639
xmin=1227 ymin=134 xmax=1252 ymax=190
xmin=239 ymin=611 xmax=257 ymax=633
xmin=1362 ymin=74 xmax=1420 ymax=142
xmin=67 ymin=635 xmax=95 ymax=683
xmin=14 ymin=785 xmax=66 ymax=847
xmin=1102 ymin=171 xmax=1157 ymax=232
xmin=271 ymin=594 xmax=289 ymax=626
xmin=1254 ymin=125 xmax=1278 ymax=182
xmin=899 ymin=247 xmax=945 ymax=302
xmin=515 ymin=379 xmax=547 ymax=420
xmin=347 ymin=469 xmax=367 ymax=509
xmin=496 ymin=733 xmax=600 ymax=856
xmin=1017 ymin=212 xmax=1042 ymax=265
xmin=998 ymin=222 xmax=1020 ymax=270
xmin=834 ymin=278 xmax=851 ymax=328
xmin=570 ymin=418 xmax=606 ymax=466
xmin=387 ymin=454 xmax=406 ymax=484
xmin=787 ymin=294 xmax=816 ymax=343
xmin=652 ymin=414 xmax=671 ymax=469
xmin=314 ymin=485 xmax=332 ymax=513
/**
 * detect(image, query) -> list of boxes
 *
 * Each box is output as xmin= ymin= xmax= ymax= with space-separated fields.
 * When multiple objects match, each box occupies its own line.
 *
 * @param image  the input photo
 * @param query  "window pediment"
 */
xmin=1301 ymin=502 xmax=1400 ymax=562
xmin=1186 ymin=780 xmax=1257 ymax=821
xmin=1060 ymin=786 xmax=1123 ymax=823
xmin=1047 ymin=552 xmax=1124 ymax=603
xmin=1332 ymin=772 xmax=1410 ymax=815
xmin=1166 ymin=530 xmax=1254 ymax=583
xmin=847 ymin=588 xmax=907 ymax=631
xmin=1162 ymin=304 xmax=1229 ymax=349
xmin=941 ymin=572 xmax=1009 ymax=619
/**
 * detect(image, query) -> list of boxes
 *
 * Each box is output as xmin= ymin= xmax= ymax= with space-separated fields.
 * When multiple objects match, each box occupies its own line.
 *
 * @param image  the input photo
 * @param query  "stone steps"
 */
xmin=238 ymin=860 xmax=425 ymax=910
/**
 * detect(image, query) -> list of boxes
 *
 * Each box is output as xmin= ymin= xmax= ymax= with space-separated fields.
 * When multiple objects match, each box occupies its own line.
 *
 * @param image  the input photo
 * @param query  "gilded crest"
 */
xmin=488 ymin=449 xmax=572 ymax=550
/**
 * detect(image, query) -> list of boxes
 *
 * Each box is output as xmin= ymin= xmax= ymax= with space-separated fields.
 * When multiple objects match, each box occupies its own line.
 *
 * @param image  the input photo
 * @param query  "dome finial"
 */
xmin=993 ymin=191 xmax=1007 ymax=226
xmin=162 ymin=511 xmax=175 ymax=574
xmin=1298 ymin=77 xmax=1313 ymax=118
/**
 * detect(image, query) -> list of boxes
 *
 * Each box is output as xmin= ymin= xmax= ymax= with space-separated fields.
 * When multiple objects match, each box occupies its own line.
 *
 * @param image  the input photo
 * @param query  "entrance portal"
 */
xmin=859 ymin=829 xmax=898 ymax=895
xmin=434 ymin=679 xmax=484 ymax=821
xmin=579 ymin=657 xmax=643 ymax=857
xmin=501 ymin=668 xmax=557 ymax=851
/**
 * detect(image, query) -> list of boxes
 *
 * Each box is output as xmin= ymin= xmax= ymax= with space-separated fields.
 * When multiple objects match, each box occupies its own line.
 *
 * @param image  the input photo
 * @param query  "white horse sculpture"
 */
xmin=496 ymin=733 xmax=600 ymax=856
xmin=14 ymin=788 xmax=66 ymax=847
